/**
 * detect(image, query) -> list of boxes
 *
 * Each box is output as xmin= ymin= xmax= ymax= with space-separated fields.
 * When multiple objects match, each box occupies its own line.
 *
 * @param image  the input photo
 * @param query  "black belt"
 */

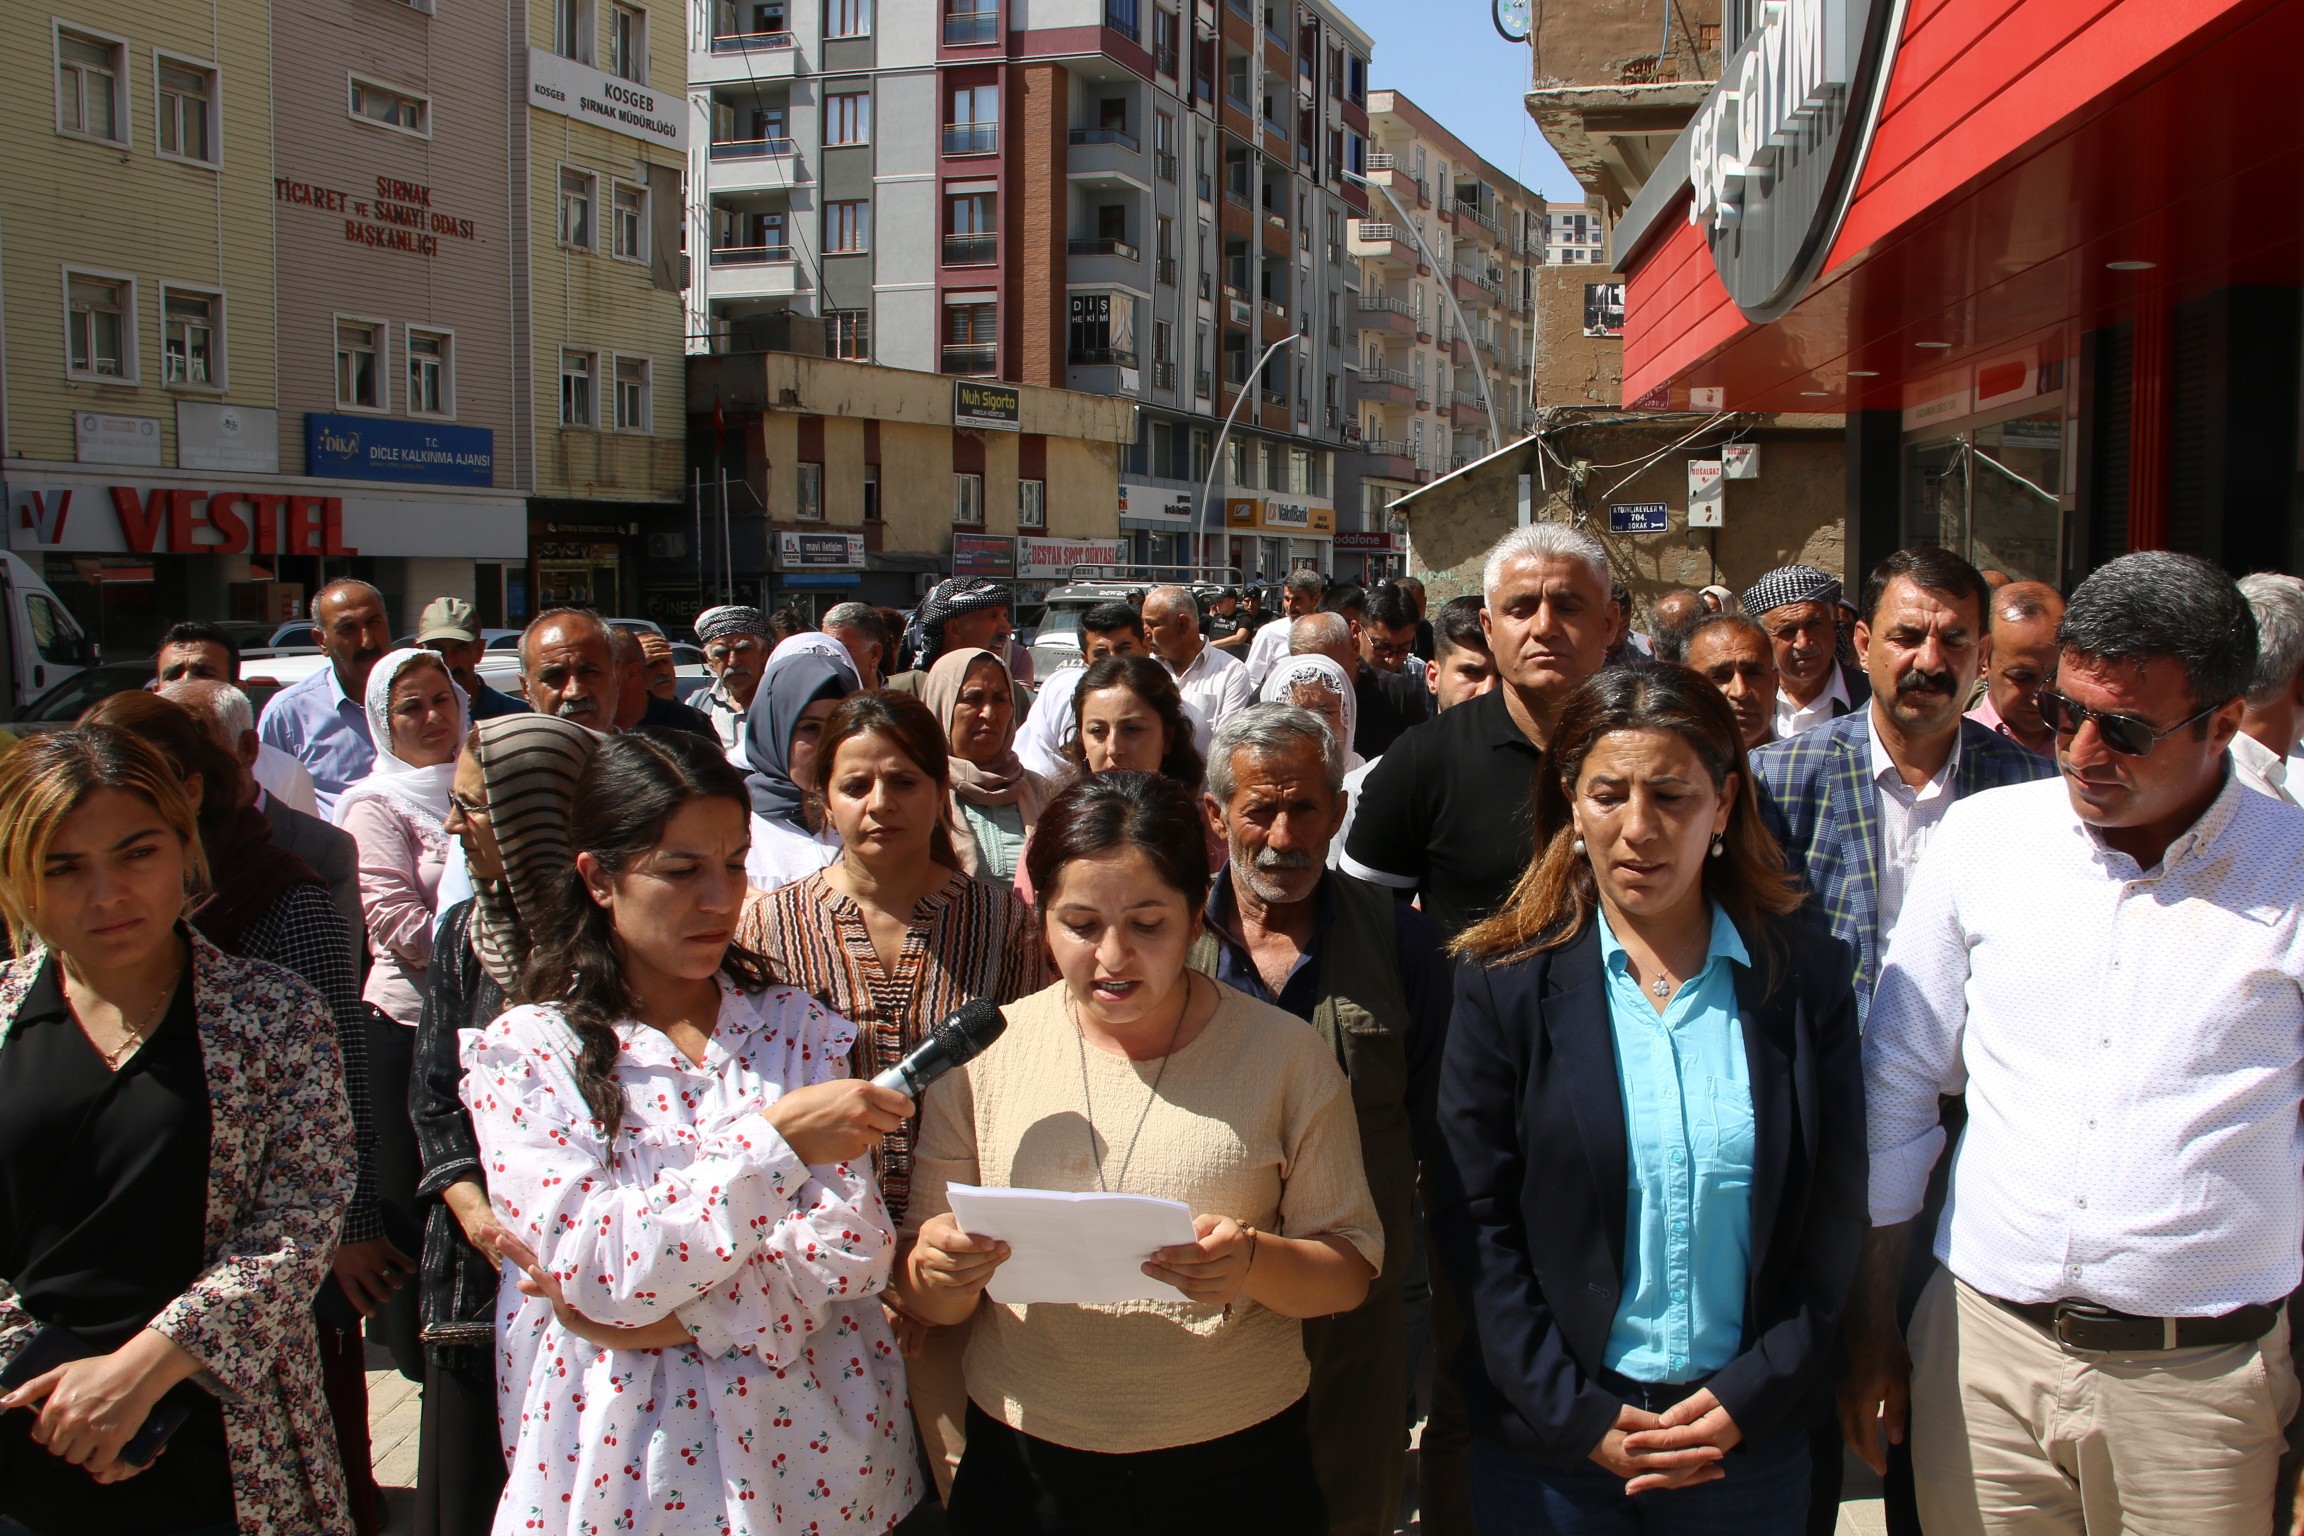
xmin=1989 ymin=1294 xmax=2281 ymax=1353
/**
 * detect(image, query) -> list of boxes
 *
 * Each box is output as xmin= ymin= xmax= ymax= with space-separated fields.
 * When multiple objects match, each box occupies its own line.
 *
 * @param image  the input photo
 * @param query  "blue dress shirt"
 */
xmin=1596 ymin=902 xmax=1756 ymax=1384
xmin=256 ymin=664 xmax=375 ymax=818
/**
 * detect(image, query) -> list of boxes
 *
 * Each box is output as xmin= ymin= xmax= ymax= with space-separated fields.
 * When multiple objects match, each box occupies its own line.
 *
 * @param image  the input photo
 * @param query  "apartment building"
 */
xmin=1339 ymin=88 xmax=1545 ymax=574
xmin=685 ymin=0 xmax=1377 ymax=585
xmin=1544 ymin=200 xmax=1607 ymax=265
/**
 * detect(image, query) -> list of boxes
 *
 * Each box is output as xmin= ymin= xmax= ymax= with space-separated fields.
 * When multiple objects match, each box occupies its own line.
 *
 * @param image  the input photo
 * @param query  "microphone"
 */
xmin=870 ymin=998 xmax=1009 ymax=1098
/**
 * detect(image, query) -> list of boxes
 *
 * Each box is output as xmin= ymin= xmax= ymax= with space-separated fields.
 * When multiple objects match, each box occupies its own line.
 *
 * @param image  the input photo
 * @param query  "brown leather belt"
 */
xmin=1989 ymin=1294 xmax=2281 ymax=1353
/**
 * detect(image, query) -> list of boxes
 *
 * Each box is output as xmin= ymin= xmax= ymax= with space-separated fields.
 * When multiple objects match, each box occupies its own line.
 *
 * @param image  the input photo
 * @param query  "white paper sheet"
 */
xmin=945 ymin=1183 xmax=1200 ymax=1305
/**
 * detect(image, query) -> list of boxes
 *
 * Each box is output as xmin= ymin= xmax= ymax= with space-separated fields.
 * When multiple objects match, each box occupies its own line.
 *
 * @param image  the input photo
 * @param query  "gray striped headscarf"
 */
xmin=468 ymin=714 xmax=602 ymax=990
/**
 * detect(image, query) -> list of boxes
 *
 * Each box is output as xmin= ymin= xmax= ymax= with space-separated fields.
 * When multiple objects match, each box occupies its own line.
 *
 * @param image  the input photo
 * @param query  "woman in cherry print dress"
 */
xmin=461 ymin=731 xmax=921 ymax=1536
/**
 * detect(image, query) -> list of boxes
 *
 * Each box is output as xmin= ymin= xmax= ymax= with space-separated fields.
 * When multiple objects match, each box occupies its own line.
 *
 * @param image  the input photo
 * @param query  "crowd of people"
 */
xmin=1 ymin=533 xmax=2301 ymax=1536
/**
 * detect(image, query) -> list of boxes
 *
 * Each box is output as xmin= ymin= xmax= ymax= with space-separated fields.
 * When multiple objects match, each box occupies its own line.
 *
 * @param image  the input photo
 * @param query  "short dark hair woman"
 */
xmin=1063 ymin=656 xmax=1204 ymax=787
xmin=0 ymin=727 xmax=357 ymax=1535
xmin=1433 ymin=663 xmax=1866 ymax=1533
xmin=463 ymin=730 xmax=923 ymax=1535
xmin=896 ymin=770 xmax=1382 ymax=1535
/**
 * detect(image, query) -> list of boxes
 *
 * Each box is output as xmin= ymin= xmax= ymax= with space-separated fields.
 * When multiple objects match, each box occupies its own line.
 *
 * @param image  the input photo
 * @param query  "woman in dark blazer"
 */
xmin=1431 ymin=663 xmax=1866 ymax=1535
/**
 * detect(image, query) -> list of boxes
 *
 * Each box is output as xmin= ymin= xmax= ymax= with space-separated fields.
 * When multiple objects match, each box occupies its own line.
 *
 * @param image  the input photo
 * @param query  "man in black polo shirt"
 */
xmin=1341 ymin=525 xmax=1617 ymax=941
xmin=1321 ymin=582 xmax=1430 ymax=760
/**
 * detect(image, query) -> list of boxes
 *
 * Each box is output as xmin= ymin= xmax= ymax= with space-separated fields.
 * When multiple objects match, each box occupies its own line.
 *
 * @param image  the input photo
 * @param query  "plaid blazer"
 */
xmin=1751 ymin=712 xmax=2056 ymax=1016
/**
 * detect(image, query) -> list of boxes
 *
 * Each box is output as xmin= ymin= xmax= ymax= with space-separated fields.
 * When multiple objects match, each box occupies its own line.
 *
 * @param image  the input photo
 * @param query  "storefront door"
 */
xmin=535 ymin=541 xmax=623 ymax=610
xmin=1902 ymin=404 xmax=2067 ymax=585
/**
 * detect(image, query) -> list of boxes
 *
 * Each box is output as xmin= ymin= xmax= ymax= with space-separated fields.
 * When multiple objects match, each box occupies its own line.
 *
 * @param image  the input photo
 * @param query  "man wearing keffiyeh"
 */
xmin=884 ymin=577 xmax=1023 ymax=707
xmin=694 ymin=603 xmax=772 ymax=752
xmin=1740 ymin=562 xmax=1872 ymax=739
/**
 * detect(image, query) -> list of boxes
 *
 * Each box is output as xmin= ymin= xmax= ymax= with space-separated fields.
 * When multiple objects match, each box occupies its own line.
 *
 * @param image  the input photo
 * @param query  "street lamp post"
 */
xmin=1197 ymin=331 xmax=1299 ymax=576
xmin=1341 ymin=166 xmax=1502 ymax=451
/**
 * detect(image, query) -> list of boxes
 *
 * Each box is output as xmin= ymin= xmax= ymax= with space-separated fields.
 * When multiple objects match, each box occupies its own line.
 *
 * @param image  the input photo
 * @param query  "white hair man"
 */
xmin=1145 ymin=584 xmax=1254 ymax=733
xmin=1195 ymin=703 xmax=1449 ymax=1536
xmin=2233 ymin=572 xmax=2304 ymax=805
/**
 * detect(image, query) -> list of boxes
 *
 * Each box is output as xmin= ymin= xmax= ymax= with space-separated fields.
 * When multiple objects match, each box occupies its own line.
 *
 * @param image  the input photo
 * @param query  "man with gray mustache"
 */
xmin=1190 ymin=703 xmax=1452 ymax=1536
xmin=518 ymin=608 xmax=622 ymax=728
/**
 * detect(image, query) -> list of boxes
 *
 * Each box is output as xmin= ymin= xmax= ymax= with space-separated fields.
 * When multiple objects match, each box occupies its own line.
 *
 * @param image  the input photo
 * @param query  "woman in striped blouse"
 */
xmin=734 ymin=689 xmax=1048 ymax=1504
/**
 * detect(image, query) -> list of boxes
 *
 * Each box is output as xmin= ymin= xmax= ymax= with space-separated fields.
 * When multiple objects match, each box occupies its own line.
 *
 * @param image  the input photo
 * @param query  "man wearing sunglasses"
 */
xmin=1847 ymin=551 xmax=2304 ymax=1536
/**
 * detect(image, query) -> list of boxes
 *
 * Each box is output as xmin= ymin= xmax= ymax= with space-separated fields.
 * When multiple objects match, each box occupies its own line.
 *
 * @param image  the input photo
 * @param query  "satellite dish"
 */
xmin=1493 ymin=0 xmax=1530 ymax=41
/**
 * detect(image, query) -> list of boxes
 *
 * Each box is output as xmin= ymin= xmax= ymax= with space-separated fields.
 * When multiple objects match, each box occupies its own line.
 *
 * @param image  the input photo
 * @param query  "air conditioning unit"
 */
xmin=647 ymin=530 xmax=688 ymax=559
xmin=1229 ymin=298 xmax=1252 ymax=326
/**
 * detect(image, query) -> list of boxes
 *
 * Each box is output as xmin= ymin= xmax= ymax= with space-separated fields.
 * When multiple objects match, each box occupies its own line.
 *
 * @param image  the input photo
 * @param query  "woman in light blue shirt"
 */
xmin=1431 ymin=663 xmax=1867 ymax=1534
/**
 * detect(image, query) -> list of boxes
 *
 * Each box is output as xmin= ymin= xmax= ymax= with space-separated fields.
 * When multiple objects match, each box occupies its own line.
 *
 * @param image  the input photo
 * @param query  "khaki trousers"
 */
xmin=1909 ymin=1270 xmax=2300 ymax=1535
xmin=1304 ymin=1266 xmax=1408 ymax=1536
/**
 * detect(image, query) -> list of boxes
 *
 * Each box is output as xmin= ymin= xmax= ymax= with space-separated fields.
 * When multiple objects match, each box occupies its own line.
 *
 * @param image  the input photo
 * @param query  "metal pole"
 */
xmin=718 ymin=474 xmax=733 ymax=602
xmin=693 ymin=467 xmax=704 ymax=606
xmin=1343 ymin=168 xmax=1501 ymax=449
xmin=1198 ymin=332 xmax=1299 ymax=582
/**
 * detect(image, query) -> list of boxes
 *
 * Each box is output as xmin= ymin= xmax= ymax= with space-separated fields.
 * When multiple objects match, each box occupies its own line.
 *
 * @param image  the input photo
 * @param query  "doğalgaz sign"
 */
xmin=1677 ymin=0 xmax=1904 ymax=322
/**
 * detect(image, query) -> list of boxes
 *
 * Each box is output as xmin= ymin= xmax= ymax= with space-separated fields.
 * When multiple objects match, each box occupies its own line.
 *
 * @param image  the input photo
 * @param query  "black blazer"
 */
xmin=1428 ymin=917 xmax=1866 ymax=1465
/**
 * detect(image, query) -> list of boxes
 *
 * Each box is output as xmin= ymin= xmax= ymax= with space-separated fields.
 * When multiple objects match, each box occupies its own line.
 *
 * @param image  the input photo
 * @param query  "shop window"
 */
xmin=826 ymin=89 xmax=871 ymax=146
xmin=336 ymin=317 xmax=385 ymax=409
xmin=826 ymin=199 xmax=870 ymax=253
xmin=65 ymin=271 xmax=132 ymax=380
xmin=797 ymin=462 xmax=824 ymax=520
xmin=614 ymin=355 xmax=651 ymax=431
xmin=561 ymin=168 xmax=597 ymax=250
xmin=349 ymin=75 xmax=429 ymax=136
xmin=612 ymin=181 xmax=647 ymax=260
xmin=560 ymin=348 xmax=596 ymax=427
xmin=408 ymin=328 xmax=453 ymax=415
xmin=556 ymin=0 xmax=595 ymax=62
xmin=162 ymin=287 xmax=222 ymax=387
xmin=157 ymin=57 xmax=218 ymax=164
xmin=953 ymin=473 xmax=984 ymax=526
xmin=1018 ymin=479 xmax=1045 ymax=529
xmin=610 ymin=2 xmax=646 ymax=80
xmin=56 ymin=27 xmax=126 ymax=144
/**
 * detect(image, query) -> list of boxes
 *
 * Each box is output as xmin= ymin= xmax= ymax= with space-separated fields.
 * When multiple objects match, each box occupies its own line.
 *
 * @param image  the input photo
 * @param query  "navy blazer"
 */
xmin=1428 ymin=917 xmax=1868 ymax=1465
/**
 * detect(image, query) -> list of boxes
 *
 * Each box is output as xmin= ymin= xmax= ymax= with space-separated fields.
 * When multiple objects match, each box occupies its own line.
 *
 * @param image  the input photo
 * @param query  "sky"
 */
xmin=1345 ymin=0 xmax=1585 ymax=203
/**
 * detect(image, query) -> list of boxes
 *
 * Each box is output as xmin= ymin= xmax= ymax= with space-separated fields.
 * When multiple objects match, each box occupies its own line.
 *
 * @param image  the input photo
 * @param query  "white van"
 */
xmin=0 ymin=551 xmax=95 ymax=717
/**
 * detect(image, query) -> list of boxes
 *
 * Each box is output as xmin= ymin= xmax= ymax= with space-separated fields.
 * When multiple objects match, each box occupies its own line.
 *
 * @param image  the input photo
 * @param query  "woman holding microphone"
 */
xmin=1431 ymin=664 xmax=1866 ymax=1533
xmin=462 ymin=730 xmax=920 ymax=1535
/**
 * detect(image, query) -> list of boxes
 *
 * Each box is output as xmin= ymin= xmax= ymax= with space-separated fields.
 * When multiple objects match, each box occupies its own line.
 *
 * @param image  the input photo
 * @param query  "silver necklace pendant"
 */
xmin=1650 ymin=974 xmax=1671 ymax=998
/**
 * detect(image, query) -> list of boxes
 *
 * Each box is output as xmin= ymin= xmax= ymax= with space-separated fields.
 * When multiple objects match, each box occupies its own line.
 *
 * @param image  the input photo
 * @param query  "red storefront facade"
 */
xmin=1613 ymin=0 xmax=2304 ymax=586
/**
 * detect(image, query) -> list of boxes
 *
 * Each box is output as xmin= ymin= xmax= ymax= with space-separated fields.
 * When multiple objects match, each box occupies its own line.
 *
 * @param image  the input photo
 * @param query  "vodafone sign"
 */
xmin=7 ymin=469 xmax=527 ymax=559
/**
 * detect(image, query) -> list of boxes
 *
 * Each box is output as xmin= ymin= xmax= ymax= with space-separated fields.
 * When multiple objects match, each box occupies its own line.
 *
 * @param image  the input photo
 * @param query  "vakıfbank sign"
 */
xmin=527 ymin=50 xmax=686 ymax=150
xmin=1677 ymin=0 xmax=1904 ymax=322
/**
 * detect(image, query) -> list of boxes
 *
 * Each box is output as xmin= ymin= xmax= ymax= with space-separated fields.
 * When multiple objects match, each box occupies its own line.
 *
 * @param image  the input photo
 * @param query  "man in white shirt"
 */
xmin=1843 ymin=551 xmax=2304 ymax=1535
xmin=1016 ymin=600 xmax=1209 ymax=776
xmin=2233 ymin=572 xmax=2304 ymax=806
xmin=1741 ymin=564 xmax=1871 ymax=739
xmin=1144 ymin=585 xmax=1253 ymax=734
xmin=1245 ymin=568 xmax=1326 ymax=688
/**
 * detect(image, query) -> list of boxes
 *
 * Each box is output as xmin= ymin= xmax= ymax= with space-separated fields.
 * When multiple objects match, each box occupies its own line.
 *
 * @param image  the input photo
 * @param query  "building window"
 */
xmin=827 ymin=309 xmax=870 ymax=359
xmin=614 ymin=356 xmax=651 ymax=431
xmin=826 ymin=89 xmax=870 ymax=146
xmin=862 ymin=463 xmax=881 ymax=521
xmin=349 ymin=76 xmax=429 ymax=136
xmin=953 ymin=474 xmax=984 ymax=526
xmin=943 ymin=301 xmax=997 ymax=373
xmin=612 ymin=181 xmax=647 ymax=260
xmin=945 ymin=191 xmax=995 ymax=264
xmin=827 ymin=0 xmax=871 ymax=36
xmin=797 ymin=462 xmax=824 ymax=520
xmin=335 ymin=318 xmax=384 ymax=409
xmin=560 ymin=349 xmax=595 ymax=426
xmin=1153 ymin=7 xmax=1178 ymax=74
xmin=1155 ymin=111 xmax=1176 ymax=180
xmin=946 ymin=84 xmax=997 ymax=153
xmin=65 ymin=272 xmax=131 ymax=379
xmin=56 ymin=27 xmax=126 ymax=144
xmin=556 ymin=0 xmax=595 ymax=62
xmin=826 ymin=199 xmax=870 ymax=253
xmin=162 ymin=288 xmax=221 ymax=387
xmin=1018 ymin=479 xmax=1046 ymax=529
xmin=610 ymin=3 xmax=646 ymax=80
xmin=1346 ymin=53 xmax=1366 ymax=104
xmin=560 ymin=168 xmax=596 ymax=249
xmin=408 ymin=328 xmax=452 ymax=415
xmin=1103 ymin=0 xmax=1138 ymax=42
xmin=156 ymin=57 xmax=218 ymax=163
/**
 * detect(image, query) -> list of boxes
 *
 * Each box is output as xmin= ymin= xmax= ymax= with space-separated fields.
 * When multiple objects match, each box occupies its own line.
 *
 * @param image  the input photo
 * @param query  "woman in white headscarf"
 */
xmin=1258 ymin=654 xmax=1372 ymax=867
xmin=334 ymin=647 xmax=468 ymax=1026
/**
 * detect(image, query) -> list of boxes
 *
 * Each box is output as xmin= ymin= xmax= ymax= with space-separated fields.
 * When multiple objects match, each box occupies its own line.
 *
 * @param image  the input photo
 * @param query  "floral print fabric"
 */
xmin=462 ymin=981 xmax=919 ymax=1536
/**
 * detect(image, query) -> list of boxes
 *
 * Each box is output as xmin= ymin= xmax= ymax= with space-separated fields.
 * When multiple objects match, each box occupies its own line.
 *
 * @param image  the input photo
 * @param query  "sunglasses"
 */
xmin=2035 ymin=686 xmax=2223 ymax=757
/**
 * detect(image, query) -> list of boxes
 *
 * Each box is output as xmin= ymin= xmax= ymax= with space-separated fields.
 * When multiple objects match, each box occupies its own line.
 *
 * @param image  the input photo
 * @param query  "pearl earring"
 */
xmin=1709 ymin=834 xmax=1726 ymax=859
xmin=1572 ymin=836 xmax=1586 ymax=857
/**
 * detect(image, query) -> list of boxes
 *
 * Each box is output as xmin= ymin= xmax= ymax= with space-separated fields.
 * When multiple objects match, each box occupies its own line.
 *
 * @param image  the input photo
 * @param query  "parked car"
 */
xmin=12 ymin=662 xmax=288 ymax=733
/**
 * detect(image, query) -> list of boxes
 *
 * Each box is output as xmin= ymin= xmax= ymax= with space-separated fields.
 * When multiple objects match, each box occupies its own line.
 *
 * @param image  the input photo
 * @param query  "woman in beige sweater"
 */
xmin=895 ymin=770 xmax=1382 ymax=1535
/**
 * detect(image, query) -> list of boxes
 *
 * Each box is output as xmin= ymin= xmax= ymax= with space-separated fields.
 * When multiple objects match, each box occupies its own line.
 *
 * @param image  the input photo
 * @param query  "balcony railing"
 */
xmin=1455 ymin=199 xmax=1498 ymax=235
xmin=1104 ymin=0 xmax=1140 ymax=41
xmin=1366 ymin=150 xmax=1396 ymax=170
xmin=1358 ymin=293 xmax=1412 ymax=317
xmin=1360 ymin=436 xmax=1413 ymax=457
xmin=1224 ymin=183 xmax=1250 ymax=207
xmin=1070 ymin=127 xmax=1139 ymax=151
xmin=1261 ymin=298 xmax=1288 ymax=319
xmin=943 ymin=121 xmax=998 ymax=154
xmin=1155 ymin=43 xmax=1178 ymax=74
xmin=1070 ymin=346 xmax=1139 ymax=366
xmin=1068 ymin=237 xmax=1139 ymax=260
xmin=709 ymin=136 xmax=796 ymax=159
xmin=1156 ymin=256 xmax=1179 ymax=286
xmin=710 ymin=28 xmax=793 ymax=50
xmin=1356 ymin=221 xmax=1398 ymax=242
xmin=1195 ymin=368 xmax=1213 ymax=397
xmin=709 ymin=243 xmax=793 ymax=265
xmin=1260 ymin=384 xmax=1287 ymax=405
xmin=1358 ymin=365 xmax=1413 ymax=388
xmin=941 ymin=342 xmax=998 ymax=374
xmin=1451 ymin=389 xmax=1487 ymax=409
xmin=943 ymin=232 xmax=996 ymax=265
xmin=1264 ymin=210 xmax=1287 ymax=232
xmin=942 ymin=9 xmax=997 ymax=42
xmin=1153 ymin=361 xmax=1176 ymax=388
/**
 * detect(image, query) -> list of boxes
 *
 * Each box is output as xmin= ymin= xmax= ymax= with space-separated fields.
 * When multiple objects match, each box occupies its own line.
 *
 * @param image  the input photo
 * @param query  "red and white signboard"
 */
xmin=1016 ymin=537 xmax=1126 ymax=578
xmin=7 ymin=468 xmax=527 ymax=559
